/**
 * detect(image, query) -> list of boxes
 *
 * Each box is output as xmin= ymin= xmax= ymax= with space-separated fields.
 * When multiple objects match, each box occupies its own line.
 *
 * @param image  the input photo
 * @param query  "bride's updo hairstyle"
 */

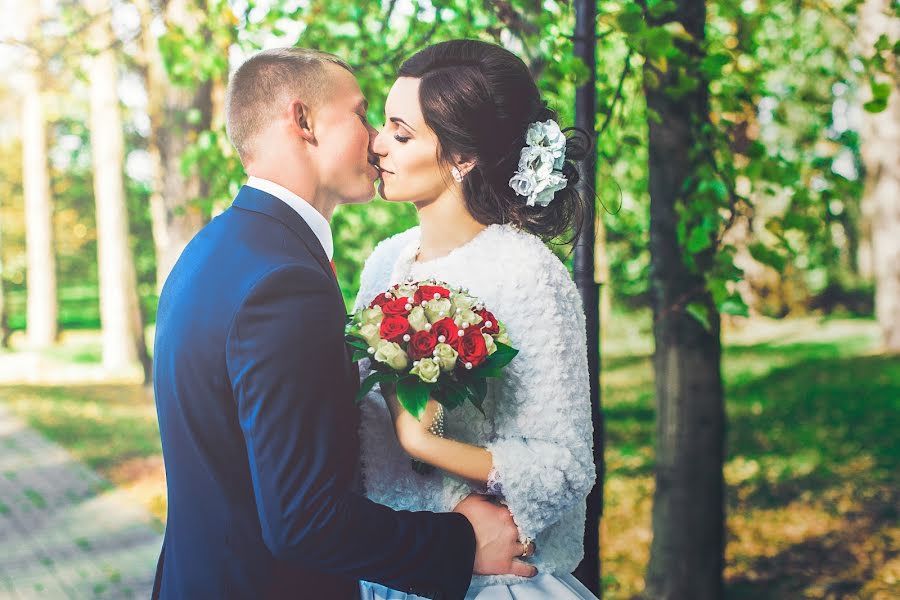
xmin=398 ymin=39 xmax=591 ymax=241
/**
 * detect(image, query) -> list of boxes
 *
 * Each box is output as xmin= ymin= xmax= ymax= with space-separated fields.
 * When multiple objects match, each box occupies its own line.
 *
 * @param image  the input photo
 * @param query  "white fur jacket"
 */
xmin=354 ymin=223 xmax=596 ymax=587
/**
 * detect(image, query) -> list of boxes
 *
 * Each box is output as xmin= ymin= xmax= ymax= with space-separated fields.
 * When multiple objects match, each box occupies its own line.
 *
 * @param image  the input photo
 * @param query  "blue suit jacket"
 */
xmin=153 ymin=186 xmax=476 ymax=599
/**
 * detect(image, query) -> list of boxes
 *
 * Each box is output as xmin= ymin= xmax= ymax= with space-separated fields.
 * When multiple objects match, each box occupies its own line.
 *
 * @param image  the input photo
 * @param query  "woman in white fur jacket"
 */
xmin=357 ymin=40 xmax=598 ymax=600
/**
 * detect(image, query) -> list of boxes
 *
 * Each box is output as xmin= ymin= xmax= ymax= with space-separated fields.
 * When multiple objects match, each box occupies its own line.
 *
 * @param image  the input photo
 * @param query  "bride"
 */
xmin=356 ymin=40 xmax=598 ymax=600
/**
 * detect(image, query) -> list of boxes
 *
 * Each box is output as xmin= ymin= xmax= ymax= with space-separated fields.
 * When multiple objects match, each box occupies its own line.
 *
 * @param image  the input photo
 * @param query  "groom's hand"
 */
xmin=453 ymin=494 xmax=538 ymax=578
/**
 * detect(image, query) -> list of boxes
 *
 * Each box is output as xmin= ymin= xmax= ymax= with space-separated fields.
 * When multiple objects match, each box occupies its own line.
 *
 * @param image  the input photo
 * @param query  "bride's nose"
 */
xmin=371 ymin=128 xmax=388 ymax=157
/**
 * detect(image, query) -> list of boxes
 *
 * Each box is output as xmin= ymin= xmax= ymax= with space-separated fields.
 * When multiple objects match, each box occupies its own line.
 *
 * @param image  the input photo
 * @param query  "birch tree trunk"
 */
xmin=859 ymin=0 xmax=900 ymax=352
xmin=137 ymin=0 xmax=210 ymax=293
xmin=0 ymin=218 xmax=9 ymax=348
xmin=86 ymin=0 xmax=151 ymax=380
xmin=20 ymin=1 xmax=58 ymax=348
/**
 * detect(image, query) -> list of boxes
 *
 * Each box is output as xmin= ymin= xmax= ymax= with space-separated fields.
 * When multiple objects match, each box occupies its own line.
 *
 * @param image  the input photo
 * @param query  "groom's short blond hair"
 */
xmin=225 ymin=47 xmax=352 ymax=162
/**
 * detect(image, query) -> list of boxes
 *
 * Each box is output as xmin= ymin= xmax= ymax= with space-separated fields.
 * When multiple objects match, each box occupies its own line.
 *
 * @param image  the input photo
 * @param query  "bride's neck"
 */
xmin=415 ymin=191 xmax=486 ymax=263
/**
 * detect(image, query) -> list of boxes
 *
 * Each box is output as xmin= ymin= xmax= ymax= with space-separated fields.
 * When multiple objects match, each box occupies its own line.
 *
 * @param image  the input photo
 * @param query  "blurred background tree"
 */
xmin=2 ymin=0 xmax=892 ymax=331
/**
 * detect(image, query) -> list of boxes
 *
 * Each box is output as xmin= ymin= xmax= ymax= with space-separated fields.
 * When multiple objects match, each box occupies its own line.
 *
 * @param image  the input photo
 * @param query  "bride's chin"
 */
xmin=378 ymin=186 xmax=410 ymax=204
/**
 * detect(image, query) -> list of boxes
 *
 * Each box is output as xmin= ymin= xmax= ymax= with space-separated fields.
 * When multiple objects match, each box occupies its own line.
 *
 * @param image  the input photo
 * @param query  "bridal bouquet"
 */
xmin=346 ymin=279 xmax=518 ymax=420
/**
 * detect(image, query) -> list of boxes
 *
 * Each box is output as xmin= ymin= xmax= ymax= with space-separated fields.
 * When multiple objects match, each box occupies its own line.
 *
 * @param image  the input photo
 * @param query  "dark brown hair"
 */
xmin=398 ymin=39 xmax=590 ymax=241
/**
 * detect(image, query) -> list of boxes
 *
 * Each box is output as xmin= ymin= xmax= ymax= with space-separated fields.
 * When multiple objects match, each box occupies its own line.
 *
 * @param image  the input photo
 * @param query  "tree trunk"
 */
xmin=643 ymin=2 xmax=726 ymax=599
xmin=0 ymin=219 xmax=9 ymax=348
xmin=137 ymin=0 xmax=210 ymax=293
xmin=86 ymin=0 xmax=152 ymax=380
xmin=20 ymin=1 xmax=58 ymax=348
xmin=859 ymin=0 xmax=900 ymax=352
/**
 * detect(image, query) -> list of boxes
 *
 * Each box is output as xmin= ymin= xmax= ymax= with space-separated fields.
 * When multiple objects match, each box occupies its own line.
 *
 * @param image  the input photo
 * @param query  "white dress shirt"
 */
xmin=245 ymin=176 xmax=334 ymax=261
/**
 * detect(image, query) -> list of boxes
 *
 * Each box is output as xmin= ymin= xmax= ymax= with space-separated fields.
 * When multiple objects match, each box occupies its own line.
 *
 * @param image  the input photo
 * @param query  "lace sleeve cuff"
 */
xmin=485 ymin=466 xmax=504 ymax=497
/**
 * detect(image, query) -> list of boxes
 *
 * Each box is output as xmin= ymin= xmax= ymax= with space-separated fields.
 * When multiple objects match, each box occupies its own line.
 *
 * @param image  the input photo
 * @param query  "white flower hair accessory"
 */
xmin=508 ymin=119 xmax=568 ymax=207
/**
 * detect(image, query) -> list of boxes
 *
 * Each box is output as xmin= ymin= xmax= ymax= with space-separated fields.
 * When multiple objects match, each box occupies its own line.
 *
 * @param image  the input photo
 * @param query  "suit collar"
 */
xmin=244 ymin=177 xmax=333 ymax=261
xmin=232 ymin=185 xmax=336 ymax=281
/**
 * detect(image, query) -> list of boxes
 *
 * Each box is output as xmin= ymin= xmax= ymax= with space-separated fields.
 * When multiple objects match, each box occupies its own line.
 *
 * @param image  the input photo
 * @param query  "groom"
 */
xmin=152 ymin=47 xmax=535 ymax=600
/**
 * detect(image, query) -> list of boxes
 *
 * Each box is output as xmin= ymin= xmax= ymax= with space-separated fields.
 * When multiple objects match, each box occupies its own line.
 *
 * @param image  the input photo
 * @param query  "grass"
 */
xmin=600 ymin=314 xmax=898 ymax=599
xmin=0 ymin=314 xmax=897 ymax=598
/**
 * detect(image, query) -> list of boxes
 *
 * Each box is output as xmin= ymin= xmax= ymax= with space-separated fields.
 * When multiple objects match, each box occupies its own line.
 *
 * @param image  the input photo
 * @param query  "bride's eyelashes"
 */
xmin=394 ymin=134 xmax=410 ymax=143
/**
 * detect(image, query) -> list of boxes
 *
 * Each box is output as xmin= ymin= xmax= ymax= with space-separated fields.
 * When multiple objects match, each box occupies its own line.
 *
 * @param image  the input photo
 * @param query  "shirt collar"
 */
xmin=245 ymin=176 xmax=333 ymax=261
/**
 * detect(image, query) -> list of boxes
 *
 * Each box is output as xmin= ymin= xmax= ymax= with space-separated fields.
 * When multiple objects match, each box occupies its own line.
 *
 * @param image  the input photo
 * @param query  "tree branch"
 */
xmin=597 ymin=48 xmax=633 ymax=140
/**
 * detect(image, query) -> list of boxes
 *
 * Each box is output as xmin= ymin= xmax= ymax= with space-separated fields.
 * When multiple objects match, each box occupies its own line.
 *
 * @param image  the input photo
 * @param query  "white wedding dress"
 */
xmin=354 ymin=224 xmax=599 ymax=599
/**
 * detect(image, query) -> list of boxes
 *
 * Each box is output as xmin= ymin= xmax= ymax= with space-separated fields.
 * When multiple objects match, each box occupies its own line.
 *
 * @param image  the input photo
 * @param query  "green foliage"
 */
xmin=1 ymin=0 xmax=890 ymax=328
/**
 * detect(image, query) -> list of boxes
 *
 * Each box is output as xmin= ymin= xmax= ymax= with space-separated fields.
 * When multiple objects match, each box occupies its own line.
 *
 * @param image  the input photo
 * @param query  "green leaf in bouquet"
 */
xmin=482 ymin=342 xmax=519 ymax=371
xmin=464 ymin=377 xmax=488 ymax=415
xmin=397 ymin=377 xmax=430 ymax=420
xmin=351 ymin=348 xmax=371 ymax=362
xmin=346 ymin=337 xmax=370 ymax=352
xmin=476 ymin=367 xmax=506 ymax=379
xmin=459 ymin=373 xmax=487 ymax=414
xmin=434 ymin=377 xmax=469 ymax=411
xmin=356 ymin=372 xmax=397 ymax=403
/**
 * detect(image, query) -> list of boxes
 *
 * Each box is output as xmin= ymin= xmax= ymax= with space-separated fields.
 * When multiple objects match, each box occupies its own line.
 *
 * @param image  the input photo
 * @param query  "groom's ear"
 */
xmin=289 ymin=99 xmax=317 ymax=144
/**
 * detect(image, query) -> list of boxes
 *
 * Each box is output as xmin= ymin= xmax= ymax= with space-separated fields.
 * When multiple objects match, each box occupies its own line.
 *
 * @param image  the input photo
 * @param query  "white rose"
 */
xmin=407 ymin=306 xmax=428 ymax=331
xmin=433 ymin=343 xmax=459 ymax=372
xmin=374 ymin=340 xmax=409 ymax=371
xmin=483 ymin=333 xmax=497 ymax=356
xmin=533 ymin=150 xmax=556 ymax=180
xmin=542 ymin=120 xmax=566 ymax=152
xmin=450 ymin=292 xmax=476 ymax=313
xmin=411 ymin=357 xmax=440 ymax=384
xmin=553 ymin=151 xmax=566 ymax=171
xmin=361 ymin=306 xmax=384 ymax=326
xmin=496 ymin=322 xmax=511 ymax=346
xmin=424 ymin=298 xmax=452 ymax=323
xmin=530 ymin=172 xmax=568 ymax=207
xmin=358 ymin=323 xmax=382 ymax=347
xmin=453 ymin=308 xmax=482 ymax=328
xmin=518 ymin=146 xmax=542 ymax=170
xmin=509 ymin=170 xmax=538 ymax=197
xmin=525 ymin=121 xmax=546 ymax=147
xmin=394 ymin=284 xmax=417 ymax=299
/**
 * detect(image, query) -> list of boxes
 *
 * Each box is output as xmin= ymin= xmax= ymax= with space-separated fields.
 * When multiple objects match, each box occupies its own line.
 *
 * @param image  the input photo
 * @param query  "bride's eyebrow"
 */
xmin=389 ymin=117 xmax=416 ymax=132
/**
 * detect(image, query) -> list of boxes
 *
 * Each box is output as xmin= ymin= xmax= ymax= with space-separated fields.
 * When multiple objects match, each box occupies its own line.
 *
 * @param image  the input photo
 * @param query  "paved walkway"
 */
xmin=0 ymin=404 xmax=162 ymax=599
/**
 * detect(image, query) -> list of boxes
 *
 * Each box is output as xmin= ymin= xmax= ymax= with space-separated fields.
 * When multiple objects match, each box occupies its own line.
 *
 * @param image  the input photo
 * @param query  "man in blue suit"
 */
xmin=152 ymin=48 xmax=535 ymax=600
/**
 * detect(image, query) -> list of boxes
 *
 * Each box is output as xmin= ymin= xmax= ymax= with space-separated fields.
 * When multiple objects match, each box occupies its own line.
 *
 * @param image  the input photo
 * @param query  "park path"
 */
xmin=0 ymin=403 xmax=162 ymax=599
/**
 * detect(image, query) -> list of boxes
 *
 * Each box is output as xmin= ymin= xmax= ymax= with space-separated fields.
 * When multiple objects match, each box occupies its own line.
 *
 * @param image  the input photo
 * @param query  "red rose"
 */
xmin=477 ymin=309 xmax=499 ymax=335
xmin=414 ymin=285 xmax=451 ymax=305
xmin=408 ymin=330 xmax=438 ymax=360
xmin=382 ymin=297 xmax=413 ymax=316
xmin=369 ymin=292 xmax=393 ymax=309
xmin=431 ymin=317 xmax=461 ymax=349
xmin=458 ymin=328 xmax=488 ymax=368
xmin=380 ymin=315 xmax=410 ymax=343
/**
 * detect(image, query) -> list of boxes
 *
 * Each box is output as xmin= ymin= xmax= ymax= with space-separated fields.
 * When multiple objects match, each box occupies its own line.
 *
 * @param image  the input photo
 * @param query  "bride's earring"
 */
xmin=451 ymin=167 xmax=463 ymax=183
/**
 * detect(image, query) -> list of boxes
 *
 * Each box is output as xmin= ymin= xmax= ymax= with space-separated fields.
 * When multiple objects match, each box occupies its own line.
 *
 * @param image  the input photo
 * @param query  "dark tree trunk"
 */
xmin=571 ymin=0 xmax=602 ymax=595
xmin=643 ymin=2 xmax=726 ymax=599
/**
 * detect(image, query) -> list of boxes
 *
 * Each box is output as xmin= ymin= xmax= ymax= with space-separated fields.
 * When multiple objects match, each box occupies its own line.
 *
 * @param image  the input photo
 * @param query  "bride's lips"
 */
xmin=378 ymin=166 xmax=394 ymax=176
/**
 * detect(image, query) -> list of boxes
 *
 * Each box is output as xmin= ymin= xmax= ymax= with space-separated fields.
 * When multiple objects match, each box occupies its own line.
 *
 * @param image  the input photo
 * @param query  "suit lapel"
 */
xmin=232 ymin=186 xmax=338 ymax=287
xmin=233 ymin=186 xmax=357 ymax=406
